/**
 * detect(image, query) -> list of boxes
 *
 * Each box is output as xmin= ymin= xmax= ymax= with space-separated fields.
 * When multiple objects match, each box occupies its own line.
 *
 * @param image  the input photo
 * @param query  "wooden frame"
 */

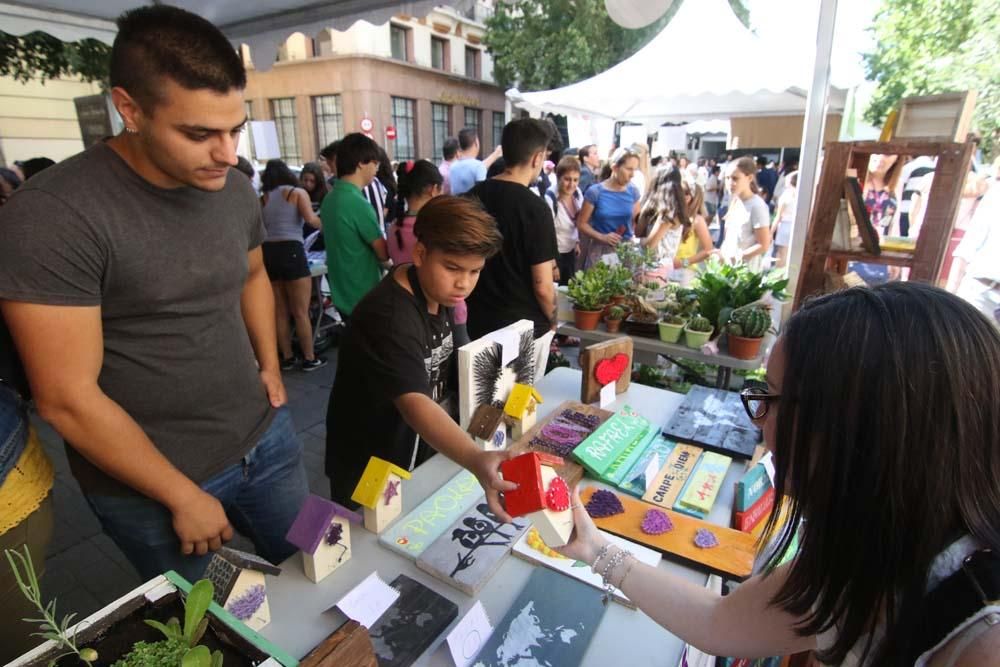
xmin=893 ymin=91 xmax=977 ymax=142
xmin=843 ymin=176 xmax=879 ymax=255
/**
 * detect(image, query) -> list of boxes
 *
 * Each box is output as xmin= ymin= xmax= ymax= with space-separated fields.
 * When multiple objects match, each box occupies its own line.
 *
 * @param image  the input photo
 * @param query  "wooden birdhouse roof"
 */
xmin=500 ymin=451 xmax=564 ymax=517
xmin=286 ymin=494 xmax=363 ymax=555
xmin=203 ymin=546 xmax=281 ymax=606
xmin=351 ymin=456 xmax=412 ymax=509
xmin=468 ymin=403 xmax=506 ymax=440
xmin=504 ymin=383 xmax=543 ymax=419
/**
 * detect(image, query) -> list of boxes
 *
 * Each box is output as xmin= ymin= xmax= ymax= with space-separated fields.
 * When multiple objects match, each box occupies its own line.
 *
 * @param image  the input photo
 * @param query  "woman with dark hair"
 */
xmin=634 ymin=165 xmax=689 ymax=281
xmin=260 ymin=159 xmax=326 ymax=372
xmin=576 ymin=146 xmax=642 ymax=270
xmin=388 ymin=159 xmax=443 ymax=265
xmin=557 ymin=282 xmax=1000 ymax=666
xmin=299 ymin=162 xmax=329 ymax=209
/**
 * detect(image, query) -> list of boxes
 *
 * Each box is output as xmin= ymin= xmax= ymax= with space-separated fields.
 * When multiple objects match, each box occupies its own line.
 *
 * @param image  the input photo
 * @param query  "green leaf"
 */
xmin=181 ymin=645 xmax=212 ymax=667
xmin=210 ymin=650 xmax=224 ymax=667
xmin=183 ymin=579 xmax=214 ymax=645
xmin=144 ymin=618 xmax=181 ymax=641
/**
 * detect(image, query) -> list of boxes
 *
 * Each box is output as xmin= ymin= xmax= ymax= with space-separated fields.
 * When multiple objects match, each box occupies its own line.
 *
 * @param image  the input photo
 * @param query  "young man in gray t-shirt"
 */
xmin=0 ymin=6 xmax=307 ymax=581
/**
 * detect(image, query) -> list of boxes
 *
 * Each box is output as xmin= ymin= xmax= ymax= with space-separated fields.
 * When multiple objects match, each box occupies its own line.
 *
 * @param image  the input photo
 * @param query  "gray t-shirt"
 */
xmin=0 ymin=141 xmax=274 ymax=495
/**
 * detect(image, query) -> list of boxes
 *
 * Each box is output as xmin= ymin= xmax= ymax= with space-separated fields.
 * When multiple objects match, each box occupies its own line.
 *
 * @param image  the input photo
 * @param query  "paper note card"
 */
xmin=643 ymin=453 xmax=661 ymax=492
xmin=599 ymin=381 xmax=616 ymax=408
xmin=335 ymin=571 xmax=399 ymax=628
xmin=447 ymin=601 xmax=494 ymax=667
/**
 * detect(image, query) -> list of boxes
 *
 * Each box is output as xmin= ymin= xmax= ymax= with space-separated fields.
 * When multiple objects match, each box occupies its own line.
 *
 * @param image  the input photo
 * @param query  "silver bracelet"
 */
xmin=615 ymin=554 xmax=636 ymax=590
xmin=600 ymin=548 xmax=631 ymax=605
xmin=591 ymin=543 xmax=614 ymax=574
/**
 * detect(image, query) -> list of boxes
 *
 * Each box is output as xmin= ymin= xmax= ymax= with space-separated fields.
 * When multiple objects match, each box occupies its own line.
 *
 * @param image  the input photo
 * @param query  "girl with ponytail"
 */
xmin=720 ymin=156 xmax=772 ymax=271
xmin=634 ymin=165 xmax=689 ymax=282
xmin=388 ymin=159 xmax=444 ymax=265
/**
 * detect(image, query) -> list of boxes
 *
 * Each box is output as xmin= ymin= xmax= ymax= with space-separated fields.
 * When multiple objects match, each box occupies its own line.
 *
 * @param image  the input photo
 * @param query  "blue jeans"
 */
xmin=86 ymin=406 xmax=308 ymax=582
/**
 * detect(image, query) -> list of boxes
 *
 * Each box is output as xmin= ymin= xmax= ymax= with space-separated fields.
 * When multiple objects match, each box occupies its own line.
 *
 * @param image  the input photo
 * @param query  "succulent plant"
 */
xmin=607 ymin=305 xmax=626 ymax=321
xmin=567 ymin=266 xmax=611 ymax=311
xmin=725 ymin=304 xmax=772 ymax=338
xmin=663 ymin=314 xmax=686 ymax=325
xmin=687 ymin=315 xmax=713 ymax=333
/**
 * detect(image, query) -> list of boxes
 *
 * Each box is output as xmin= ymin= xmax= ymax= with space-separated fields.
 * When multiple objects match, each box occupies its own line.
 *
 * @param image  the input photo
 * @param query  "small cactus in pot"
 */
xmin=683 ymin=314 xmax=714 ymax=349
xmin=724 ymin=304 xmax=773 ymax=359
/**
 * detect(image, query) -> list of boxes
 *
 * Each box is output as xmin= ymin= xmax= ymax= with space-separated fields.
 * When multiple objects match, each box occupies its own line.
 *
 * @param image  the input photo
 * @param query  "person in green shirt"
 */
xmin=320 ymin=133 xmax=389 ymax=317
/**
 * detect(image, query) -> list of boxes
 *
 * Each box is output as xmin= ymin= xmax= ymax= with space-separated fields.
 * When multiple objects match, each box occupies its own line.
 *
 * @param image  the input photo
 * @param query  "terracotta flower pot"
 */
xmin=683 ymin=325 xmax=713 ymax=349
xmin=726 ymin=334 xmax=764 ymax=360
xmin=657 ymin=320 xmax=685 ymax=343
xmin=573 ymin=307 xmax=604 ymax=330
xmin=606 ymin=318 xmax=623 ymax=333
xmin=611 ymin=294 xmax=627 ymax=305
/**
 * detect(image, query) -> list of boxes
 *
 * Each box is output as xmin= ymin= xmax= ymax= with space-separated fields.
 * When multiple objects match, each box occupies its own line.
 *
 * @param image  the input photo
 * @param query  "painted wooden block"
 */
xmin=642 ymin=443 xmax=703 ymax=510
xmin=458 ymin=320 xmax=536 ymax=429
xmin=735 ymin=462 xmax=772 ymax=512
xmin=368 ymin=574 xmax=459 ymax=667
xmin=579 ymin=337 xmax=633 ymax=404
xmin=500 ymin=452 xmax=574 ymax=548
xmin=662 ymin=386 xmax=761 ymax=460
xmin=580 ymin=486 xmax=756 ymax=580
xmin=202 ymin=546 xmax=281 ymax=632
xmin=352 ymin=457 xmax=412 ymax=534
xmin=300 ymin=620 xmax=378 ymax=667
xmin=571 ymin=405 xmax=656 ymax=482
xmin=287 ymin=494 xmax=364 ymax=583
xmin=504 ymin=383 xmax=542 ymax=441
xmin=470 ymin=567 xmax=608 ymax=667
xmin=733 ymin=486 xmax=775 ymax=533
xmin=416 ymin=499 xmax=530 ymax=596
xmin=378 ymin=469 xmax=481 ymax=560
xmin=467 ymin=404 xmax=508 ymax=451
xmin=508 ymin=400 xmax=612 ymax=488
xmin=675 ymin=451 xmax=732 ymax=518
xmin=617 ymin=434 xmax=675 ymax=497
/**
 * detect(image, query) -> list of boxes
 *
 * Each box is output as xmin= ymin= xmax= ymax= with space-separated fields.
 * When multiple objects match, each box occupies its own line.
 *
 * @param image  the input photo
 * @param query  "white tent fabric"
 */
xmin=0 ymin=0 xmax=445 ymax=71
xmin=507 ymin=0 xmax=845 ymax=123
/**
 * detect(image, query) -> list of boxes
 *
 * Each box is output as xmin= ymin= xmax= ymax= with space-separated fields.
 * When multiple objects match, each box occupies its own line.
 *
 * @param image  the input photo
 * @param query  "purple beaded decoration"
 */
xmin=640 ymin=509 xmax=674 ymax=535
xmin=694 ymin=528 xmax=719 ymax=549
xmin=585 ymin=489 xmax=626 ymax=518
xmin=529 ymin=410 xmax=601 ymax=456
xmin=226 ymin=584 xmax=266 ymax=621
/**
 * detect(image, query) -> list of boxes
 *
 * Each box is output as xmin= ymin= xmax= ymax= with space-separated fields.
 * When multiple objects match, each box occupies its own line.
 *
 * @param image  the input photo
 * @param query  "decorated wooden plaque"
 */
xmin=580 ymin=486 xmax=756 ymax=580
xmin=300 ymin=620 xmax=378 ymax=667
xmin=580 ymin=337 xmax=633 ymax=404
xmin=507 ymin=400 xmax=612 ymax=487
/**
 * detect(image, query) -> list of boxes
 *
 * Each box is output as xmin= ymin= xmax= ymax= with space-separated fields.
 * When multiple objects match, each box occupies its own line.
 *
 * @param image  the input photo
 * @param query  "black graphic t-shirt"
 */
xmin=326 ymin=265 xmax=454 ymax=503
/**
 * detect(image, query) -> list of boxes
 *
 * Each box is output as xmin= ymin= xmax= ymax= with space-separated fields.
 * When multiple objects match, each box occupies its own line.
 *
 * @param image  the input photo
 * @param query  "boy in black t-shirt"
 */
xmin=466 ymin=118 xmax=558 ymax=339
xmin=325 ymin=196 xmax=517 ymax=521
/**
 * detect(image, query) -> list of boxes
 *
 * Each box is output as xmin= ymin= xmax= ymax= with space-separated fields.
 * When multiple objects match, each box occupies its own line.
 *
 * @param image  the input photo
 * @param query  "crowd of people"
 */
xmin=1 ymin=5 xmax=999 ymax=666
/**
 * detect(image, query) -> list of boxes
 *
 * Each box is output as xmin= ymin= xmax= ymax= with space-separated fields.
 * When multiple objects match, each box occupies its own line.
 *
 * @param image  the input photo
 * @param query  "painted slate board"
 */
xmin=511 ymin=527 xmax=661 ymax=608
xmin=379 ymin=469 xmax=482 ymax=560
xmin=662 ymin=386 xmax=761 ymax=460
xmin=508 ymin=400 xmax=613 ymax=488
xmin=580 ymin=486 xmax=756 ymax=580
xmin=368 ymin=574 xmax=459 ymax=667
xmin=416 ymin=499 xmax=530 ymax=596
xmin=470 ymin=567 xmax=607 ymax=667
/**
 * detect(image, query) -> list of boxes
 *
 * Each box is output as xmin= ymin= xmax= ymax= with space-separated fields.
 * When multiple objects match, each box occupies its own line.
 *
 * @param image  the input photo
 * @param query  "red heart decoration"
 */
xmin=594 ymin=353 xmax=629 ymax=386
xmin=545 ymin=476 xmax=570 ymax=512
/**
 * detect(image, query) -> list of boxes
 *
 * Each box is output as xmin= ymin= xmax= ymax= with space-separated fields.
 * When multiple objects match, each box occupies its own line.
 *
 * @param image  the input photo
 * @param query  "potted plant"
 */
xmin=6 ymin=546 xmax=295 ymax=666
xmin=693 ymin=257 xmax=788 ymax=335
xmin=623 ymin=295 xmax=660 ymax=337
xmin=605 ymin=305 xmax=626 ymax=333
xmin=567 ymin=268 xmax=609 ymax=330
xmin=657 ymin=313 xmax=687 ymax=343
xmin=723 ymin=303 xmax=773 ymax=359
xmin=608 ymin=264 xmax=633 ymax=304
xmin=683 ymin=315 xmax=714 ymax=349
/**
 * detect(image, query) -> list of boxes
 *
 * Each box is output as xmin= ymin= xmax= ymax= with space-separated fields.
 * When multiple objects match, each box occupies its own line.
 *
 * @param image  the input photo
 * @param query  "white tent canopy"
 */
xmin=0 ymin=0 xmax=447 ymax=71
xmin=507 ymin=0 xmax=846 ymax=124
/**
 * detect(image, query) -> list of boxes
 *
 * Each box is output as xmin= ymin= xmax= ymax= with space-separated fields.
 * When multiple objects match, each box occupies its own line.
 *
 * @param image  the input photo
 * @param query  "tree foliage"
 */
xmin=0 ymin=31 xmax=110 ymax=87
xmin=484 ymin=0 xmax=749 ymax=92
xmin=863 ymin=0 xmax=1000 ymax=156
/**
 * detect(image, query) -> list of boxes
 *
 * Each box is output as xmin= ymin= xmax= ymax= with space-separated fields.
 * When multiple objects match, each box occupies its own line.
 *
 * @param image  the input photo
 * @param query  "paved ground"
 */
xmin=30 ymin=342 xmax=581 ymax=626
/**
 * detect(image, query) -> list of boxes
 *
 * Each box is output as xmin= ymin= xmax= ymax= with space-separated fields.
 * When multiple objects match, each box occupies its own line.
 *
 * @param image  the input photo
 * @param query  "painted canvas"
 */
xmin=458 ymin=321 xmax=537 ymax=429
xmin=416 ymin=500 xmax=530 ymax=596
xmin=379 ymin=470 xmax=482 ymax=560
xmin=368 ymin=574 xmax=458 ymax=667
xmin=662 ymin=386 xmax=761 ymax=460
xmin=512 ymin=527 xmax=662 ymax=607
xmin=471 ymin=567 xmax=608 ymax=667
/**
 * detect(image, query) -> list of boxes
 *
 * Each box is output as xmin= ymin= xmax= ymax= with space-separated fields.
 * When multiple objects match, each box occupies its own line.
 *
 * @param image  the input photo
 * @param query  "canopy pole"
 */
xmin=784 ymin=0 xmax=839 ymax=318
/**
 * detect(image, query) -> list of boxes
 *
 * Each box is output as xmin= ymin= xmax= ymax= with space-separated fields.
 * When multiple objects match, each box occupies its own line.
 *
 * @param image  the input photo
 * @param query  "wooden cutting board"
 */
xmin=580 ymin=485 xmax=757 ymax=580
xmin=508 ymin=400 xmax=613 ymax=487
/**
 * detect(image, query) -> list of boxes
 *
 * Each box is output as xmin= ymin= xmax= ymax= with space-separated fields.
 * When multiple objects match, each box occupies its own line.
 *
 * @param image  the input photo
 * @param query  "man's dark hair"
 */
xmin=110 ymin=5 xmax=247 ymax=113
xmin=501 ymin=119 xmax=552 ymax=168
xmin=261 ymin=159 xmax=299 ymax=191
xmin=756 ymin=155 xmax=768 ymax=168
xmin=336 ymin=133 xmax=380 ymax=177
xmin=319 ymin=140 xmax=341 ymax=161
xmin=234 ymin=157 xmax=255 ymax=180
xmin=21 ymin=157 xmax=55 ymax=181
xmin=577 ymin=145 xmax=595 ymax=162
xmin=458 ymin=128 xmax=479 ymax=152
xmin=443 ymin=137 xmax=460 ymax=161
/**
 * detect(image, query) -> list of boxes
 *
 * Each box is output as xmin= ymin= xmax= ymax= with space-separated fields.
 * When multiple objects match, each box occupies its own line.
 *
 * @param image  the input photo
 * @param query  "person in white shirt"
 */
xmin=770 ymin=171 xmax=798 ymax=268
xmin=545 ymin=156 xmax=583 ymax=285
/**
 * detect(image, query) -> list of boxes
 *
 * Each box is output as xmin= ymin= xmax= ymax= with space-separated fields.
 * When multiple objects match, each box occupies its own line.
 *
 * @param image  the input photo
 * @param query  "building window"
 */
xmin=269 ymin=97 xmax=301 ymax=164
xmin=390 ymin=24 xmax=410 ymax=62
xmin=392 ymin=97 xmax=416 ymax=161
xmin=492 ymin=112 xmax=505 ymax=153
xmin=431 ymin=37 xmax=449 ymax=71
xmin=465 ymin=47 xmax=481 ymax=79
xmin=313 ymin=95 xmax=343 ymax=155
xmin=464 ymin=107 xmax=482 ymax=158
xmin=432 ymin=103 xmax=451 ymax=161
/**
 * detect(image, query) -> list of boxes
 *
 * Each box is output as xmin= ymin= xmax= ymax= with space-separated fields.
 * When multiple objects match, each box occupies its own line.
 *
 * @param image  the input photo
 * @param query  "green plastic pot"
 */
xmin=657 ymin=320 xmax=685 ymax=343
xmin=683 ymin=325 xmax=713 ymax=349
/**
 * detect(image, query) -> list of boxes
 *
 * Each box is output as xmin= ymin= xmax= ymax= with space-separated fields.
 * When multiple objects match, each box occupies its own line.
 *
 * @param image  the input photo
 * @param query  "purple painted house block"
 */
xmin=286 ymin=494 xmax=363 ymax=555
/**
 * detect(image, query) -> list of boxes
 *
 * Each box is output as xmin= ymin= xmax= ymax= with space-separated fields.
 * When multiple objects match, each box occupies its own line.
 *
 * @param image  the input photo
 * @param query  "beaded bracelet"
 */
xmin=591 ymin=543 xmax=614 ymax=574
xmin=615 ymin=554 xmax=637 ymax=590
xmin=600 ymin=548 xmax=630 ymax=605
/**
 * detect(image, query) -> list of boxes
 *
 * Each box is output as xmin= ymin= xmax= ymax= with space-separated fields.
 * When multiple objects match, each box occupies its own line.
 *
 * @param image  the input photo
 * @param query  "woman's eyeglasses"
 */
xmin=739 ymin=381 xmax=780 ymax=420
